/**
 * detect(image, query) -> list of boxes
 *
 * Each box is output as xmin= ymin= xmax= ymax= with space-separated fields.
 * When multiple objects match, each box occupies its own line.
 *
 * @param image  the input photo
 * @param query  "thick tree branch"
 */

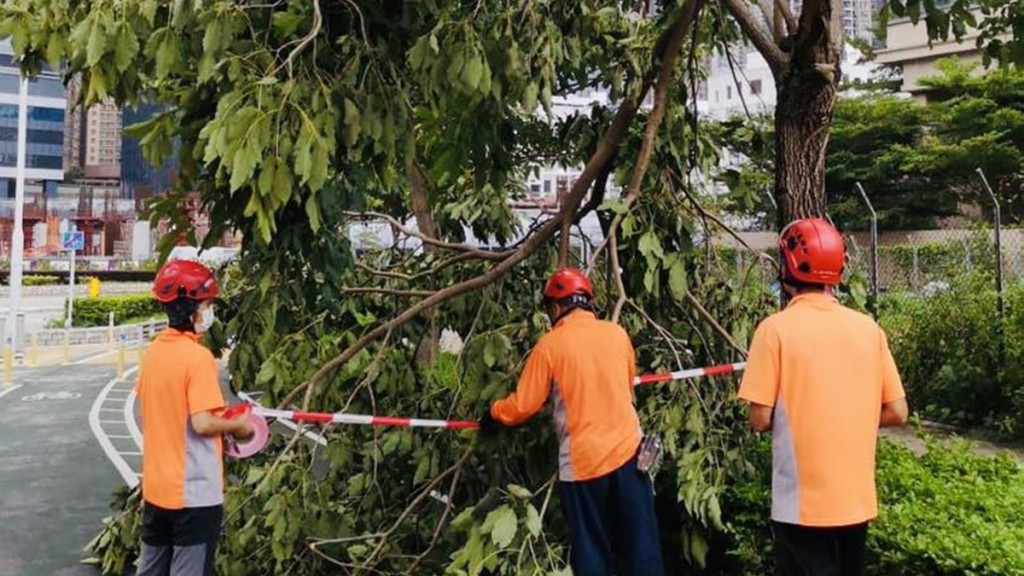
xmin=721 ymin=0 xmax=788 ymax=72
xmin=276 ymin=7 xmax=704 ymax=411
xmin=408 ymin=159 xmax=438 ymax=243
xmin=775 ymin=0 xmax=798 ymax=35
xmin=587 ymin=0 xmax=703 ymax=275
xmin=793 ymin=0 xmax=843 ymax=74
xmin=280 ymin=90 xmax=655 ymax=410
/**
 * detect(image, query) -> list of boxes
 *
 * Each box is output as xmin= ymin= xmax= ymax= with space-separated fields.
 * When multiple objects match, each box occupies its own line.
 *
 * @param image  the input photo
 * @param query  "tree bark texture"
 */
xmin=773 ymin=71 xmax=834 ymax=228
xmin=773 ymin=0 xmax=844 ymax=229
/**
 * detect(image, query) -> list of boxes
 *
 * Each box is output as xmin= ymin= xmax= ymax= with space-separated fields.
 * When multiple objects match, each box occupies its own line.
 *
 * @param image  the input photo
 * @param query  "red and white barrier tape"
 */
xmin=233 ymin=362 xmax=745 ymax=435
xmin=634 ymin=362 xmax=746 ymax=386
xmin=251 ymin=407 xmax=481 ymax=430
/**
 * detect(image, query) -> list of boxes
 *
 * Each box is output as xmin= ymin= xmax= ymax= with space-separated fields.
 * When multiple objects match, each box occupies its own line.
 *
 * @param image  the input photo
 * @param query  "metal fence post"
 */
xmin=855 ymin=183 xmax=879 ymax=314
xmin=977 ymin=168 xmax=1004 ymax=318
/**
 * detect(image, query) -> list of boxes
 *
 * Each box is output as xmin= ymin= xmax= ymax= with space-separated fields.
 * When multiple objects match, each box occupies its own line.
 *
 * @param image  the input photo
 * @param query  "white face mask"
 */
xmin=194 ymin=306 xmax=216 ymax=334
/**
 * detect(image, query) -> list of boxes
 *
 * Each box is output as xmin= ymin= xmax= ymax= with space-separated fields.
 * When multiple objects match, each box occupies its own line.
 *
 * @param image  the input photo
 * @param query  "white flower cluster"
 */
xmin=438 ymin=327 xmax=465 ymax=355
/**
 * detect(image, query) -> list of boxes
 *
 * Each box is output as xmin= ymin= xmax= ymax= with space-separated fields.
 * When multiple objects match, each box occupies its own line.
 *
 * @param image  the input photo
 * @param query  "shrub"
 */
xmin=719 ymin=435 xmax=1024 ymax=575
xmin=880 ymin=275 xmax=1024 ymax=437
xmin=22 ymin=275 xmax=62 ymax=286
xmin=66 ymin=295 xmax=162 ymax=328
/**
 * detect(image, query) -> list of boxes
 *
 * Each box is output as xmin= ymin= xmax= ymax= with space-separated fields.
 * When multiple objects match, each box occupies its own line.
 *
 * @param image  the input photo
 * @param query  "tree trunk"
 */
xmin=408 ymin=159 xmax=439 ymax=367
xmin=772 ymin=0 xmax=844 ymax=229
xmin=774 ymin=69 xmax=835 ymax=229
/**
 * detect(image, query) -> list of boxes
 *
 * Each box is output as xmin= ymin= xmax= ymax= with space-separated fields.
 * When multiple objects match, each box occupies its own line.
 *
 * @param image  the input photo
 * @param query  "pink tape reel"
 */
xmin=225 ymin=412 xmax=270 ymax=459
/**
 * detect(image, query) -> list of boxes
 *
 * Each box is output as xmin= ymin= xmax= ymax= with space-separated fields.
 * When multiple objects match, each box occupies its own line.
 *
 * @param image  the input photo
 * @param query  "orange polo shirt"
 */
xmin=136 ymin=329 xmax=226 ymax=509
xmin=738 ymin=292 xmax=906 ymax=527
xmin=491 ymin=310 xmax=642 ymax=482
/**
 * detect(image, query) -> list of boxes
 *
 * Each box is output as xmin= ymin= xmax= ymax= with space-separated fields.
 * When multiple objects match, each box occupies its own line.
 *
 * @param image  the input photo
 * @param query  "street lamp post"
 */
xmin=9 ymin=75 xmax=27 ymax=353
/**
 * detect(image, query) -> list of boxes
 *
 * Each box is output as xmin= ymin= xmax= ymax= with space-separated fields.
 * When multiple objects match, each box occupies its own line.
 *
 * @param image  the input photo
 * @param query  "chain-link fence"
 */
xmin=712 ymin=176 xmax=1023 ymax=319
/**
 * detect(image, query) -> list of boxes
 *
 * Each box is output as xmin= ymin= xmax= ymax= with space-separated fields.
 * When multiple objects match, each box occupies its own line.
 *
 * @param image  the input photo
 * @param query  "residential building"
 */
xmin=875 ymin=5 xmax=986 ymax=102
xmin=790 ymin=0 xmax=877 ymax=43
xmin=63 ymin=76 xmax=122 ymax=180
xmin=697 ymin=42 xmax=880 ymax=120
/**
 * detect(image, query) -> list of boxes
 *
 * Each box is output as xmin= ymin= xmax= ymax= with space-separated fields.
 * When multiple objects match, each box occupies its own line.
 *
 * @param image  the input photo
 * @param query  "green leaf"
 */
xmin=525 ymin=504 xmax=542 ymax=537
xmin=272 ymin=11 xmax=304 ymax=39
xmin=482 ymin=337 xmax=496 ymax=367
xmin=113 ymin=22 xmax=140 ymax=73
xmin=460 ymin=53 xmax=483 ymax=91
xmin=343 ymin=99 xmax=361 ymax=146
xmin=154 ymin=29 xmax=180 ymax=79
xmin=690 ymin=530 xmax=708 ymax=568
xmin=669 ymin=259 xmax=687 ymax=301
xmin=484 ymin=505 xmax=517 ymax=548
xmin=271 ymin=159 xmax=293 ymax=205
xmin=86 ymin=12 xmax=109 ymax=67
xmin=306 ymin=194 xmax=322 ymax=233
xmin=506 ymin=484 xmax=532 ymax=499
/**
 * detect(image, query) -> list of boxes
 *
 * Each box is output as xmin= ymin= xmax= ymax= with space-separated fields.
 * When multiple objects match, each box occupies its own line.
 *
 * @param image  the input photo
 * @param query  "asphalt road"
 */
xmin=0 ymin=358 xmax=122 ymax=576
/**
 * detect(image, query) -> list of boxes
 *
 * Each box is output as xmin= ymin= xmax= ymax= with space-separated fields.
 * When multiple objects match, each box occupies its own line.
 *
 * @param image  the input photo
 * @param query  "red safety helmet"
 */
xmin=152 ymin=259 xmax=219 ymax=303
xmin=543 ymin=268 xmax=594 ymax=302
xmin=778 ymin=218 xmax=846 ymax=286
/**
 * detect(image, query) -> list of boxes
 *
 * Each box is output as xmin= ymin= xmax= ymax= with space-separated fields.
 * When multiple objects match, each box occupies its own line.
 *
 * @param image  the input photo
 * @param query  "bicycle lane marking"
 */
xmin=0 ymin=385 xmax=23 ymax=401
xmin=89 ymin=366 xmax=141 ymax=488
xmin=0 ymin=364 xmax=124 ymax=575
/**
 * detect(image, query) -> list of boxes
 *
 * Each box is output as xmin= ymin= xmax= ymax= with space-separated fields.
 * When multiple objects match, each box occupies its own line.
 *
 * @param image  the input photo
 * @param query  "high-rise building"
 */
xmin=0 ymin=40 xmax=65 ymax=196
xmin=122 ymin=104 xmax=176 ymax=199
xmin=789 ymin=0 xmax=876 ymax=43
xmin=62 ymin=76 xmax=122 ymax=180
xmin=84 ymin=100 xmax=121 ymax=168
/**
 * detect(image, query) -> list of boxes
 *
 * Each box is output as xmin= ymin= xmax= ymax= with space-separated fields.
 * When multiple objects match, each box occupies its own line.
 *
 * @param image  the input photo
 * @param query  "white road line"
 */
xmin=119 ymin=451 xmax=142 ymax=456
xmin=89 ymin=366 xmax=141 ymax=488
xmin=0 ymin=384 xmax=23 ymax=400
xmin=106 ymin=435 xmax=134 ymax=439
xmin=125 ymin=389 xmax=143 ymax=450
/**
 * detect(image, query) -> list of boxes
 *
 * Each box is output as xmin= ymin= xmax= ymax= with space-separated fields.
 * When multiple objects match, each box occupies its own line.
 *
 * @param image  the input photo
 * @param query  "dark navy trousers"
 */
xmin=559 ymin=457 xmax=664 ymax=576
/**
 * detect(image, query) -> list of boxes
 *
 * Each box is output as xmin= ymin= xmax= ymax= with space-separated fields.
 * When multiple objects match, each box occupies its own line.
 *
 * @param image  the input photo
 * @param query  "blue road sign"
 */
xmin=61 ymin=231 xmax=85 ymax=251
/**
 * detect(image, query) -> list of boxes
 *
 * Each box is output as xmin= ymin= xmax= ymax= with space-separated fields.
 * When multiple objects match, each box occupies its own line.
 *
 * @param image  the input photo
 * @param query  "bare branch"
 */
xmin=610 ymin=233 xmax=628 ymax=322
xmin=357 ymin=448 xmax=474 ymax=573
xmin=272 ymin=0 xmax=323 ymax=77
xmin=721 ymin=0 xmax=788 ymax=72
xmin=686 ymin=290 xmax=748 ymax=356
xmin=344 ymin=211 xmax=511 ymax=261
xmin=340 ymin=287 xmax=434 ymax=298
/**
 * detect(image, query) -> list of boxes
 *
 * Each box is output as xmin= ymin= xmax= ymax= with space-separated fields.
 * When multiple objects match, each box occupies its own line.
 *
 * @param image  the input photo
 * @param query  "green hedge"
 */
xmin=880 ymin=276 xmax=1024 ymax=437
xmin=66 ymin=295 xmax=161 ymax=328
xmin=719 ymin=436 xmax=1024 ymax=575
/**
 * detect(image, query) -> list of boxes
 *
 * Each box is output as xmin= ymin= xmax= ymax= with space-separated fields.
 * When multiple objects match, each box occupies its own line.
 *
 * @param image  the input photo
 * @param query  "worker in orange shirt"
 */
xmin=738 ymin=218 xmax=909 ymax=576
xmin=135 ymin=260 xmax=253 ymax=576
xmin=479 ymin=269 xmax=664 ymax=576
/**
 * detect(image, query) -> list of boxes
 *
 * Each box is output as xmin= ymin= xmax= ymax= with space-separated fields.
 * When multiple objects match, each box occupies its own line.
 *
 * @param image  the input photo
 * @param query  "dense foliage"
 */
xmin=881 ymin=275 xmax=1024 ymax=438
xmin=723 ymin=435 xmax=1024 ymax=575
xmin=714 ymin=62 xmax=1024 ymax=230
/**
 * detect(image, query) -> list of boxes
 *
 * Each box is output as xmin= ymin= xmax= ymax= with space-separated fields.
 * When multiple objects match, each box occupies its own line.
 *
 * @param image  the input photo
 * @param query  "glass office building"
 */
xmin=0 ymin=40 xmax=66 ymax=196
xmin=122 ymin=104 xmax=176 ymax=198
